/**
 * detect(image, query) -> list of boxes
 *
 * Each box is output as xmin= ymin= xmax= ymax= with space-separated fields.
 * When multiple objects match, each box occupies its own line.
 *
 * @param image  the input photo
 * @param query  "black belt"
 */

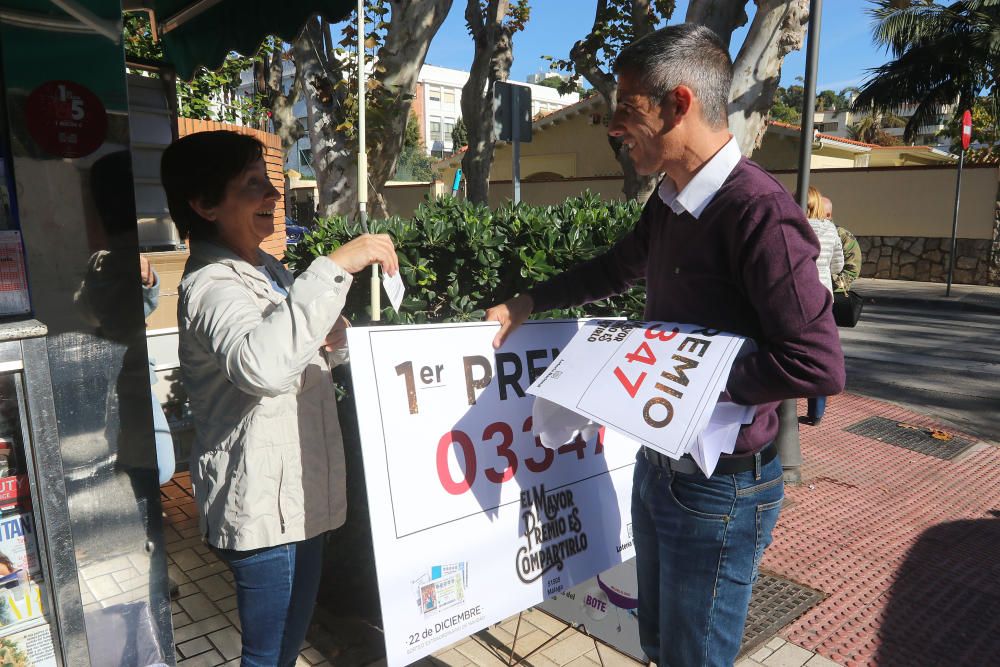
xmin=642 ymin=441 xmax=777 ymax=476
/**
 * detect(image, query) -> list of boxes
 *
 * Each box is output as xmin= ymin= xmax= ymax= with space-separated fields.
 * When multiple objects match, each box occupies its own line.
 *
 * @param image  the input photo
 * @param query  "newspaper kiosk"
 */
xmin=0 ymin=1 xmax=351 ymax=664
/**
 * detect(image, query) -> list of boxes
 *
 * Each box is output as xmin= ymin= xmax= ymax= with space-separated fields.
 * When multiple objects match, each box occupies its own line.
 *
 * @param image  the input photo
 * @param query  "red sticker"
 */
xmin=25 ymin=80 xmax=107 ymax=159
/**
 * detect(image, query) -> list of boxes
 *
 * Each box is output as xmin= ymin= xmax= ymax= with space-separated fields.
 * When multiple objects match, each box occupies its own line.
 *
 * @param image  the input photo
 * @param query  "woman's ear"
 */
xmin=189 ymin=197 xmax=217 ymax=221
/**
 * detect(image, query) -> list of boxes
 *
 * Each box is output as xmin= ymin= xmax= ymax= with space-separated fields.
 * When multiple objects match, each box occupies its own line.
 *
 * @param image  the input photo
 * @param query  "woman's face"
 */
xmin=211 ymin=159 xmax=281 ymax=250
xmin=0 ymin=563 xmax=12 ymax=577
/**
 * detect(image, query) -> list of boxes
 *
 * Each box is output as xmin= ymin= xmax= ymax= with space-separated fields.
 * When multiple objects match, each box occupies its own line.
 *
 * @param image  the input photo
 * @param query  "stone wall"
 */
xmin=858 ymin=236 xmax=994 ymax=285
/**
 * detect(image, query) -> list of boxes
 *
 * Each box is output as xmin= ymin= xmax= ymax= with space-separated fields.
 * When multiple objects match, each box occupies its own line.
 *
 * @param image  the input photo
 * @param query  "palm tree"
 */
xmin=846 ymin=111 xmax=906 ymax=144
xmin=853 ymin=0 xmax=1000 ymax=143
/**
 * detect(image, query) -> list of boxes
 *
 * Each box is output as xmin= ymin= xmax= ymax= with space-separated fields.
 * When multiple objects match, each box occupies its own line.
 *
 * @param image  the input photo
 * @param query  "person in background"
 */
xmin=486 ymin=25 xmax=844 ymax=667
xmin=161 ymin=131 xmax=398 ymax=667
xmin=802 ymin=187 xmax=844 ymax=426
xmin=823 ymin=196 xmax=862 ymax=294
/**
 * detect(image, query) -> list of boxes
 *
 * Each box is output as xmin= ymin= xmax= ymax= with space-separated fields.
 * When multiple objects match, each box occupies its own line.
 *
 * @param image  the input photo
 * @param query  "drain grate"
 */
xmin=740 ymin=572 xmax=825 ymax=657
xmin=844 ymin=416 xmax=974 ymax=460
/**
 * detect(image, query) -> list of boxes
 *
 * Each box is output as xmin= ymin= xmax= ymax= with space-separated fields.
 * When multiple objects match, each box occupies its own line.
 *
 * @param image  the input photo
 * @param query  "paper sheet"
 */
xmin=382 ymin=270 xmax=405 ymax=313
xmin=526 ymin=319 xmax=747 ymax=460
xmin=689 ymin=401 xmax=756 ymax=477
xmin=531 ymin=397 xmax=600 ymax=449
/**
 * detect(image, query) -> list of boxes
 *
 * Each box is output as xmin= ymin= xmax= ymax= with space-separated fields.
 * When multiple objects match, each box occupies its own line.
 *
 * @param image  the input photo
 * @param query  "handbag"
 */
xmin=832 ymin=290 xmax=864 ymax=327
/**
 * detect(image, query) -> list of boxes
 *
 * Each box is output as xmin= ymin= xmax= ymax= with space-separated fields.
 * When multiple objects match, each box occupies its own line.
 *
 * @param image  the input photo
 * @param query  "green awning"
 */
xmin=153 ymin=0 xmax=353 ymax=80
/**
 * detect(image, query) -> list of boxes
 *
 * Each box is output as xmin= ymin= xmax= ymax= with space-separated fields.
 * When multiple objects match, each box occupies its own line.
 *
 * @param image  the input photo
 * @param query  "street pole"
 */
xmin=777 ymin=0 xmax=823 ymax=484
xmin=512 ymin=87 xmax=521 ymax=205
xmin=357 ymin=0 xmax=380 ymax=321
xmin=946 ymin=147 xmax=964 ymax=297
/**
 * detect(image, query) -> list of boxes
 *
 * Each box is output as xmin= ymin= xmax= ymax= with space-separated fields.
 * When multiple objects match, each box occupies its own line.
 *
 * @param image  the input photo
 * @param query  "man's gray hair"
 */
xmin=614 ymin=23 xmax=733 ymax=129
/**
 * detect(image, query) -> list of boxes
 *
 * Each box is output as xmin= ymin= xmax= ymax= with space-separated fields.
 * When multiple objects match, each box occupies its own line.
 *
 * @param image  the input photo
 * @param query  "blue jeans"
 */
xmin=807 ymin=396 xmax=827 ymax=421
xmin=632 ymin=452 xmax=784 ymax=666
xmin=214 ymin=534 xmax=326 ymax=667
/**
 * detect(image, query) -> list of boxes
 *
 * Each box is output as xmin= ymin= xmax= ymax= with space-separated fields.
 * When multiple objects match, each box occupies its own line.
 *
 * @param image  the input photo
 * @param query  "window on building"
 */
xmin=443 ymin=121 xmax=454 ymax=142
xmin=299 ymin=148 xmax=313 ymax=166
xmin=429 ymin=86 xmax=441 ymax=102
xmin=443 ymin=90 xmax=456 ymax=105
xmin=430 ymin=119 xmax=442 ymax=141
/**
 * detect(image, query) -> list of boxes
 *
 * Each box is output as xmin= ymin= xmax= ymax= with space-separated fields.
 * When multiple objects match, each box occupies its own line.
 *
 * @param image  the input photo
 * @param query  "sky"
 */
xmin=424 ymin=0 xmax=890 ymax=93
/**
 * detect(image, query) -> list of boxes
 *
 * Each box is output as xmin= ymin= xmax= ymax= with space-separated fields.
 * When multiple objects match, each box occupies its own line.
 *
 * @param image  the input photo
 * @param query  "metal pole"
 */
xmin=946 ymin=147 xmax=964 ymax=296
xmin=777 ymin=0 xmax=822 ymax=484
xmin=357 ymin=0 xmax=380 ymax=321
xmin=512 ymin=87 xmax=521 ymax=205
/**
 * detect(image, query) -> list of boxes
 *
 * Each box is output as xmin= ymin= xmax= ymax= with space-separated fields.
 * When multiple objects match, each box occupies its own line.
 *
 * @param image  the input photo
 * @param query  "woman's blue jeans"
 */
xmin=214 ymin=533 xmax=326 ymax=667
xmin=632 ymin=451 xmax=784 ymax=666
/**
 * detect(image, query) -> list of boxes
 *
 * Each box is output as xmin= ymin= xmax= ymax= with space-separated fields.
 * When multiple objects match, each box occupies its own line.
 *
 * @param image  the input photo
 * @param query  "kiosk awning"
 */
xmin=146 ymin=0 xmax=353 ymax=79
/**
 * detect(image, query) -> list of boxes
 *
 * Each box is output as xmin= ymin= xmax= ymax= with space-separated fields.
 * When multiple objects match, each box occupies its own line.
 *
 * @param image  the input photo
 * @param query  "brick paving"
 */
xmin=162 ymin=473 xmax=333 ymax=667
xmin=163 ymin=389 xmax=998 ymax=666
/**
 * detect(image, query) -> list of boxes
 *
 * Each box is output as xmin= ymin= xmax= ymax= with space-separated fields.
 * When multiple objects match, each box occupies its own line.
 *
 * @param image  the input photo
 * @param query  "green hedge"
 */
xmin=284 ymin=191 xmax=646 ymax=323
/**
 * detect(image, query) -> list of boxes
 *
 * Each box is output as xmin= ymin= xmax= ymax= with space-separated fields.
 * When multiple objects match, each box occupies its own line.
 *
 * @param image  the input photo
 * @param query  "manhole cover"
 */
xmin=740 ymin=573 xmax=825 ymax=657
xmin=844 ymin=416 xmax=974 ymax=460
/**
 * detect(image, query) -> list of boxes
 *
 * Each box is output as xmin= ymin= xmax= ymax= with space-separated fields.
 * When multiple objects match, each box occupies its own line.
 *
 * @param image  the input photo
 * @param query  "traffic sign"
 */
xmin=961 ymin=109 xmax=972 ymax=150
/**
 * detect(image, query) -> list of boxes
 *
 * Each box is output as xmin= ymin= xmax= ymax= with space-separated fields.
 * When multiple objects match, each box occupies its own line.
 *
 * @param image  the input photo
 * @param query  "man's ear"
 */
xmin=189 ymin=198 xmax=217 ymax=221
xmin=672 ymin=85 xmax=694 ymax=123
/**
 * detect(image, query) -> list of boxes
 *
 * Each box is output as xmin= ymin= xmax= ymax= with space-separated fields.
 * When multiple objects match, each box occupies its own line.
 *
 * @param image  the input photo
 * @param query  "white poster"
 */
xmin=539 ymin=560 xmax=643 ymax=662
xmin=527 ymin=320 xmax=746 ymax=459
xmin=347 ymin=321 xmax=641 ymax=667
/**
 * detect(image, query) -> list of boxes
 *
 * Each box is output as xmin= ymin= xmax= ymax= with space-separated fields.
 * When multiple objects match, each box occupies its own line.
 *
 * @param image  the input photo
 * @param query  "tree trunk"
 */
xmin=298 ymin=1 xmax=452 ymax=220
xmin=254 ymin=44 xmax=305 ymax=161
xmin=727 ymin=0 xmax=809 ymax=156
xmin=295 ymin=18 xmax=356 ymax=219
xmin=461 ymin=0 xmax=513 ymax=205
xmin=366 ymin=0 xmax=453 ymax=215
xmin=569 ymin=0 xmax=663 ymax=203
xmin=685 ymin=0 xmax=749 ymax=49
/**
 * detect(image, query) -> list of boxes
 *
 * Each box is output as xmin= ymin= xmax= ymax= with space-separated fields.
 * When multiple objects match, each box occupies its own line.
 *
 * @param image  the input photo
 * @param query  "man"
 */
xmin=824 ymin=196 xmax=862 ymax=294
xmin=486 ymin=24 xmax=844 ymax=667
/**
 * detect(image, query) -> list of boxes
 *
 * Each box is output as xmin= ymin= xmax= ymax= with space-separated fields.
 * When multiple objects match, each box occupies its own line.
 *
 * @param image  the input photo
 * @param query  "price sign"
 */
xmin=347 ymin=321 xmax=640 ymax=667
xmin=25 ymin=81 xmax=107 ymax=159
xmin=528 ymin=319 xmax=747 ymax=459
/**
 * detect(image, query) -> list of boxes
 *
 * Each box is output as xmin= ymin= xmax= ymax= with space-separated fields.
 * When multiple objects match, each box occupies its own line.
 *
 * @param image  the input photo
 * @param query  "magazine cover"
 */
xmin=0 ymin=513 xmax=44 ymax=630
xmin=0 ymin=622 xmax=57 ymax=666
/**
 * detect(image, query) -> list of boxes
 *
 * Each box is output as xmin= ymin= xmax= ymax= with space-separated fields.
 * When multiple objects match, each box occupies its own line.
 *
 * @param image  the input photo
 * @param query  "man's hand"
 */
xmin=485 ymin=294 xmax=533 ymax=349
xmin=322 ymin=316 xmax=351 ymax=353
xmin=329 ymin=233 xmax=399 ymax=276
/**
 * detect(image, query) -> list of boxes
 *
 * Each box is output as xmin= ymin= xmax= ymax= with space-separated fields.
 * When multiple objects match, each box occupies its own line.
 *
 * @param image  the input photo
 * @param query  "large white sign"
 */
xmin=347 ymin=321 xmax=641 ymax=667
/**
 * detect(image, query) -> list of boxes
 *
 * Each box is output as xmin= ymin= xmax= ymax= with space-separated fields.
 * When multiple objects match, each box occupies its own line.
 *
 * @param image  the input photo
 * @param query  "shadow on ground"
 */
xmin=874 ymin=515 xmax=1000 ymax=666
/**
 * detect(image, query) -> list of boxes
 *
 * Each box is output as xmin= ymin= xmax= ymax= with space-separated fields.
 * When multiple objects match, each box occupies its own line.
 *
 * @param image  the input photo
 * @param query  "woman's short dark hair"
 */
xmin=160 ymin=131 xmax=265 ymax=241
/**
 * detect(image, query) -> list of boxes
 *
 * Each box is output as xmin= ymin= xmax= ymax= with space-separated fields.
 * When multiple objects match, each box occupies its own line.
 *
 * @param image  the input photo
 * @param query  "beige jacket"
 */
xmin=178 ymin=242 xmax=352 ymax=550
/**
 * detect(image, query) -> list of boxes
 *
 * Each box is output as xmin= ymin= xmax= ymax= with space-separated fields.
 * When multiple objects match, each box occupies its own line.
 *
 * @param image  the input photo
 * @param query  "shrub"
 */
xmin=284 ymin=191 xmax=647 ymax=323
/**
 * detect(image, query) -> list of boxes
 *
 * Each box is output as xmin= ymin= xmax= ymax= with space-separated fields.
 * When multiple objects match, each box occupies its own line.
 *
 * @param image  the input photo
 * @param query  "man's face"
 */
xmin=608 ymin=70 xmax=678 ymax=176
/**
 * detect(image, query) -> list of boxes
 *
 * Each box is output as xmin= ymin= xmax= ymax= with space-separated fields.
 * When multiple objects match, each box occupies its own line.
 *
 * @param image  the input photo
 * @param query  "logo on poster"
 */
xmin=584 ymin=588 xmax=610 ymax=621
xmin=516 ymin=485 xmax=589 ymax=585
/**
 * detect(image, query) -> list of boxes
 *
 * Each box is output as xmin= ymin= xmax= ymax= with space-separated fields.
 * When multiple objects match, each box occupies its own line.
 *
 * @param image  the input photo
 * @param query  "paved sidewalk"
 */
xmin=853 ymin=277 xmax=1000 ymax=313
xmin=163 ymin=383 xmax=999 ymax=666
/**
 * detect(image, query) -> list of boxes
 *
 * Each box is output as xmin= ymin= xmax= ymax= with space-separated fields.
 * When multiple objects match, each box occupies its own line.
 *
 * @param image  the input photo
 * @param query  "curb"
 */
xmin=860 ymin=293 xmax=1000 ymax=316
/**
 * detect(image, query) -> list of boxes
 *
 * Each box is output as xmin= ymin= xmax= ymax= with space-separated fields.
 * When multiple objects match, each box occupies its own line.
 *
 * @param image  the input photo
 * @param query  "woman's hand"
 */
xmin=329 ymin=234 xmax=399 ymax=276
xmin=322 ymin=316 xmax=351 ymax=352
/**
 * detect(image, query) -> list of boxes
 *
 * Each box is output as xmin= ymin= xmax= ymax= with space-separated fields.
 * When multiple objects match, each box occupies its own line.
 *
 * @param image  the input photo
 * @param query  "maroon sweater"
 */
xmin=528 ymin=158 xmax=845 ymax=454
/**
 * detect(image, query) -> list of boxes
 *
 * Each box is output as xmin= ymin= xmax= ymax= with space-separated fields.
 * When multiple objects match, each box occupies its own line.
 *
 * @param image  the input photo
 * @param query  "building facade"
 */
xmin=414 ymin=64 xmax=580 ymax=157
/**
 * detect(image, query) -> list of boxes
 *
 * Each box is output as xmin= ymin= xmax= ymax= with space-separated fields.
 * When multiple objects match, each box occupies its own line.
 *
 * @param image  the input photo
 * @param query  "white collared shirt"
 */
xmin=657 ymin=136 xmax=741 ymax=219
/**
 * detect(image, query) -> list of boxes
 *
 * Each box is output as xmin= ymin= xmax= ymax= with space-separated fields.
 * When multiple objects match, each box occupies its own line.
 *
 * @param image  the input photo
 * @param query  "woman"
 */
xmin=803 ymin=186 xmax=844 ymax=425
xmin=161 ymin=131 xmax=397 ymax=666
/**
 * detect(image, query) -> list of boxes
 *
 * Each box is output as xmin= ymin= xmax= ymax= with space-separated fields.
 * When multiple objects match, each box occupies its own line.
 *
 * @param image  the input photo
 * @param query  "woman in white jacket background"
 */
xmin=803 ymin=185 xmax=844 ymax=425
xmin=161 ymin=131 xmax=397 ymax=667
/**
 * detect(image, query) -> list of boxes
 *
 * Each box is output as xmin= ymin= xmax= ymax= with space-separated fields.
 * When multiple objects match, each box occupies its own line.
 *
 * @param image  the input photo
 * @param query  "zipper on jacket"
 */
xmin=278 ymin=465 xmax=286 ymax=533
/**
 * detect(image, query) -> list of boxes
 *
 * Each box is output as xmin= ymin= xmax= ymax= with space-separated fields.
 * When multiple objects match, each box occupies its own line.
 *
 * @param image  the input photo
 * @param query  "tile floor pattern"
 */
xmin=162 ymin=472 xmax=333 ymax=667
xmin=162 ymin=471 xmax=831 ymax=666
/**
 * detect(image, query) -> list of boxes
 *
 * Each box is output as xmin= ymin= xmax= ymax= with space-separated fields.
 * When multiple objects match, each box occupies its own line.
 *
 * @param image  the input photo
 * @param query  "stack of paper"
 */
xmin=527 ymin=319 xmax=752 ymax=477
